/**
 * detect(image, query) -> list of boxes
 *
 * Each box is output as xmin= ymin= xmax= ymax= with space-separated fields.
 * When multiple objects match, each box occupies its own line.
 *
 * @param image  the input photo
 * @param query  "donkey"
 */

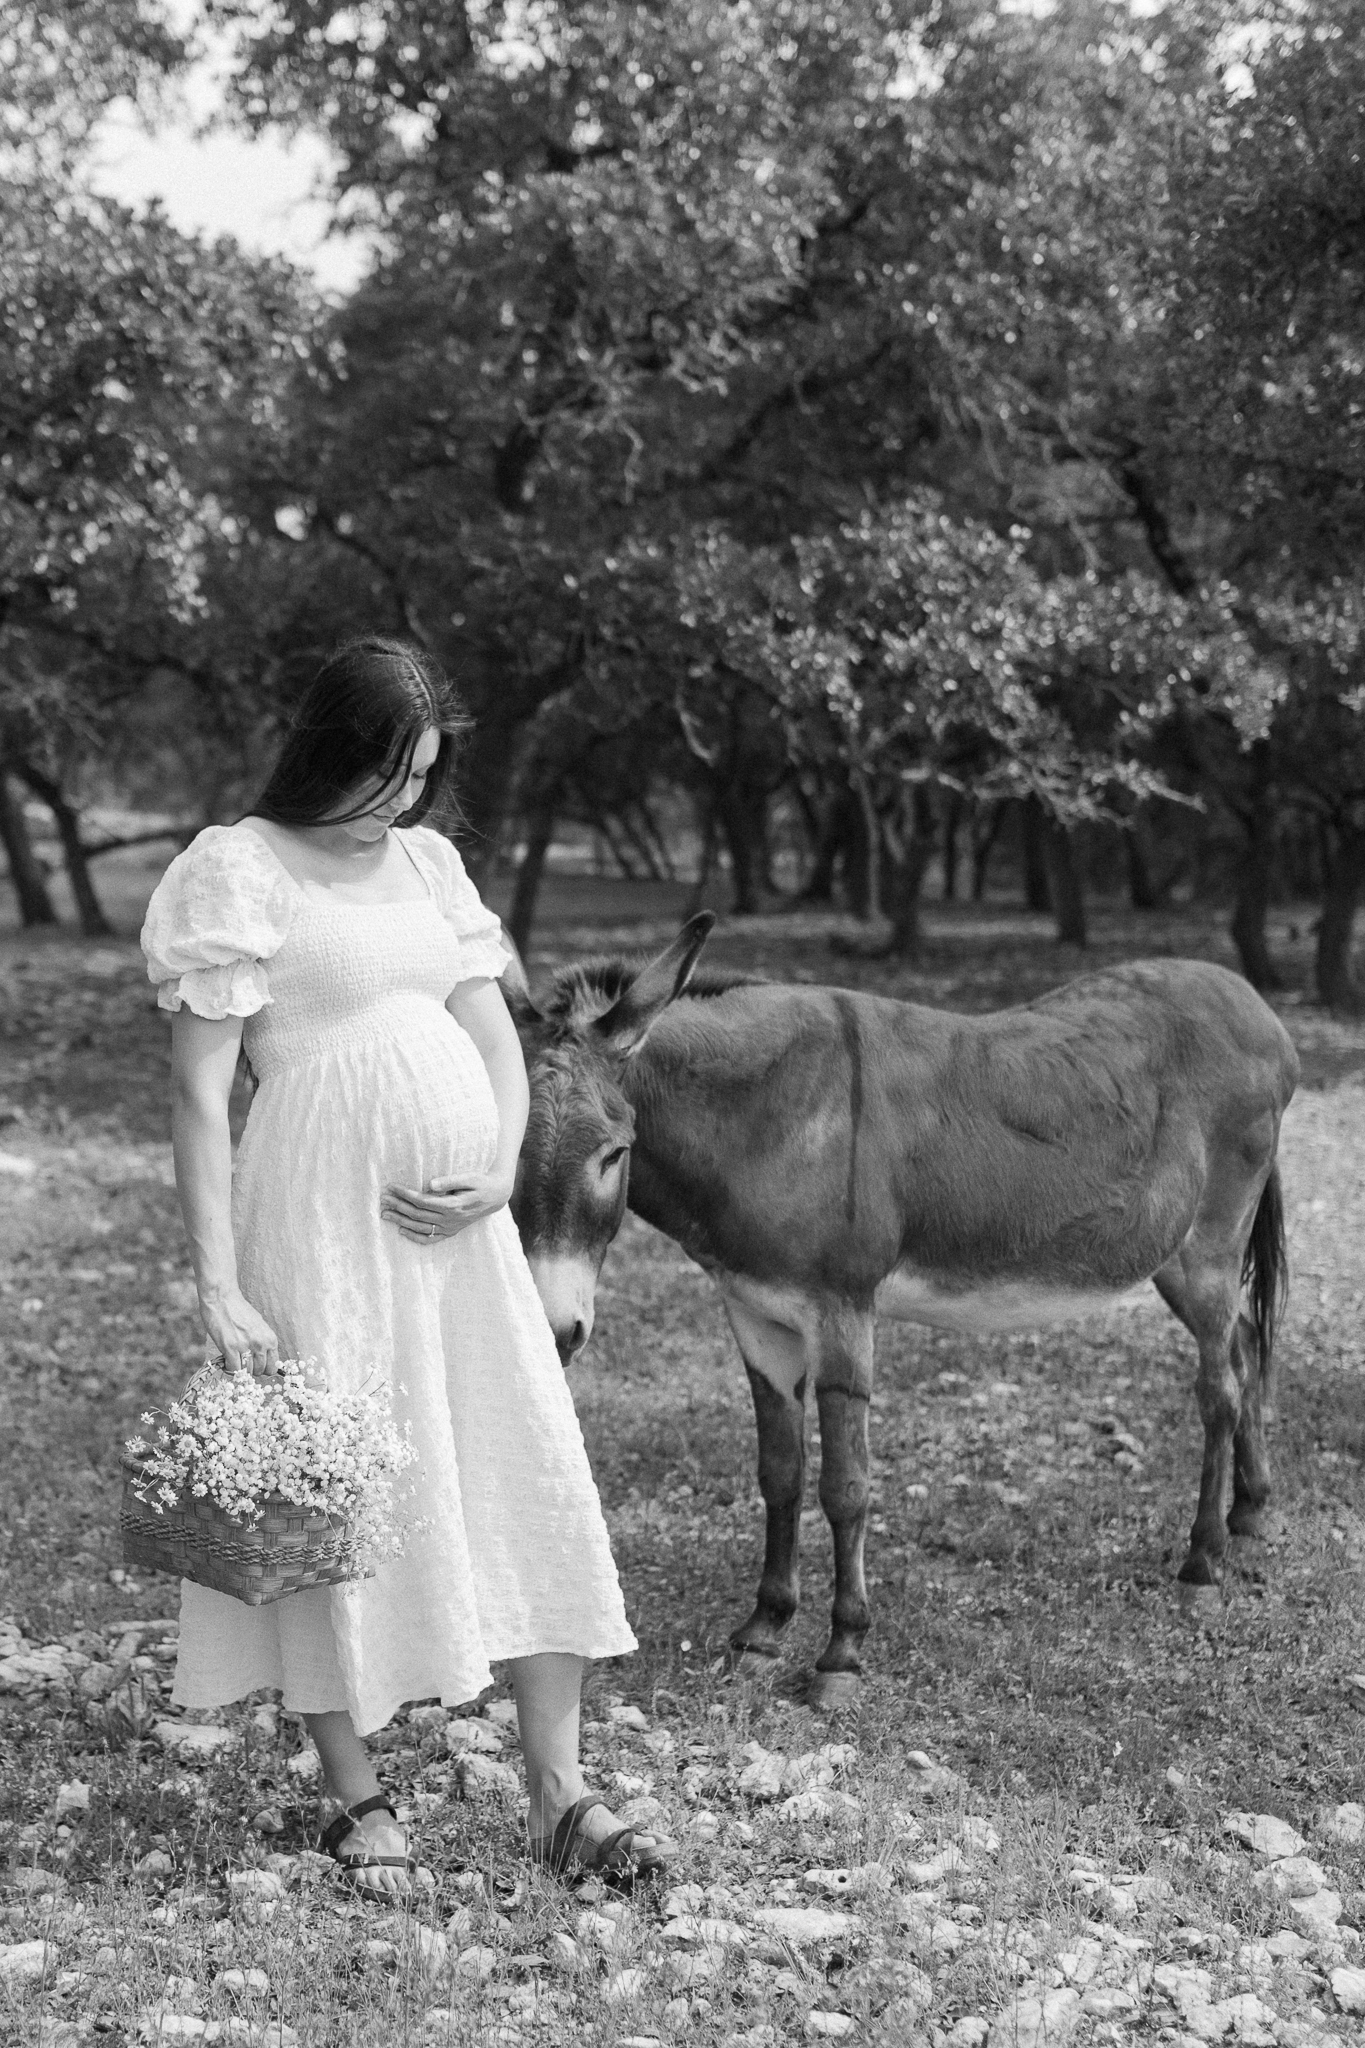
xmin=507 ymin=918 xmax=1299 ymax=1706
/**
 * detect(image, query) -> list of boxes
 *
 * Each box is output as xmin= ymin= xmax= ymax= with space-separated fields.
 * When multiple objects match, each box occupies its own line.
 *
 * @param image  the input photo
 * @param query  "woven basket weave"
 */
xmin=120 ymin=1468 xmax=365 ymax=1607
xmin=119 ymin=1359 xmax=368 ymax=1608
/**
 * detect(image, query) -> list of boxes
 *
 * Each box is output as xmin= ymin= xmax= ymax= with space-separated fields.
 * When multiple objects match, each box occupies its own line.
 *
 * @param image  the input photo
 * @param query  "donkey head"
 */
xmin=503 ymin=913 xmax=715 ymax=1361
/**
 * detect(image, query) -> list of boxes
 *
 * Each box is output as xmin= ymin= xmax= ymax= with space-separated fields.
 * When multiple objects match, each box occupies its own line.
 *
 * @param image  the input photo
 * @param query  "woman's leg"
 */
xmin=304 ymin=1708 xmax=410 ymax=1896
xmin=510 ymin=1652 xmax=586 ymax=1840
xmin=510 ymin=1653 xmax=667 ymax=1865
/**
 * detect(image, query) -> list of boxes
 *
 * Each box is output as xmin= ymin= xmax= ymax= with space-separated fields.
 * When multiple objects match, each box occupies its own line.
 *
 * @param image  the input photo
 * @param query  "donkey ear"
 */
xmin=595 ymin=912 xmax=716 ymax=1054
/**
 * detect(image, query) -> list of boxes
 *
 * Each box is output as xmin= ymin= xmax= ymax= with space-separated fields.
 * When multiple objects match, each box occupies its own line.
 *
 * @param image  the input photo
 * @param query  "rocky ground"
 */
xmin=3 ymin=899 xmax=1365 ymax=2046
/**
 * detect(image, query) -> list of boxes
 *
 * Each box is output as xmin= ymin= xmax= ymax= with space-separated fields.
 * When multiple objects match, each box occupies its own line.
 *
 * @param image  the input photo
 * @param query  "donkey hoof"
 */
xmin=808 ymin=1670 xmax=860 ymax=1713
xmin=1228 ymin=1507 xmax=1286 ymax=1544
xmin=1176 ymin=1582 xmax=1224 ymax=1629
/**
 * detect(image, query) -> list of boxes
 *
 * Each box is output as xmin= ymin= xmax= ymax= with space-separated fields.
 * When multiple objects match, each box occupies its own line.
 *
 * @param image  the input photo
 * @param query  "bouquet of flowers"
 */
xmin=120 ymin=1359 xmax=414 ymax=1608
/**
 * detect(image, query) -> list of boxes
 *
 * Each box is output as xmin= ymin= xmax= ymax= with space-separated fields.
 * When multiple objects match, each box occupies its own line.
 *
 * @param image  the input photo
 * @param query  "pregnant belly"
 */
xmin=238 ymin=1005 xmax=500 ymax=1198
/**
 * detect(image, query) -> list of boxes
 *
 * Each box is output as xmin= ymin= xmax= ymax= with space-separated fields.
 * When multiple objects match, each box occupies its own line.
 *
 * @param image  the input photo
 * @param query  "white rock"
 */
xmin=992 ymin=1988 xmax=1081 ymax=2048
xmin=603 ymin=1967 xmax=648 ymax=2006
xmin=739 ymin=1754 xmax=787 ymax=1802
xmin=1265 ymin=1930 xmax=1312 ymax=1960
xmin=1081 ymin=1989 xmax=1139 ymax=2019
xmin=947 ymin=2021 xmax=990 ymax=2048
xmin=666 ymin=1952 xmax=719 ymax=1988
xmin=1331 ymin=1967 xmax=1365 ymax=2016
xmin=153 ymin=1722 xmax=235 ymax=1761
xmin=136 ymin=1850 xmax=175 ymax=1876
xmin=753 ymin=1905 xmax=857 ymax=1945
xmin=213 ymin=1968 xmax=270 ymax=1995
xmin=1223 ymin=1812 xmax=1307 ymax=1860
xmin=413 ymin=1926 xmax=448 ymax=1979
xmin=137 ymin=2019 xmax=206 ymax=2043
xmin=805 ymin=2018 xmax=856 ymax=2041
xmin=0 ymin=1151 xmax=37 ymax=1178
xmin=484 ymin=1698 xmax=519 ymax=1728
xmin=1154 ymin=1964 xmax=1215 ymax=2012
xmin=576 ymin=1910 xmax=623 ymax=1951
xmin=779 ymin=1788 xmax=860 ymax=1824
xmin=285 ymin=1748 xmax=322 ymax=1784
xmin=1324 ymin=1802 xmax=1365 ymax=1847
xmin=55 ymin=1781 xmax=90 ymax=1819
xmin=662 ymin=1884 xmax=706 ymax=1920
xmin=453 ymin=1945 xmax=498 ymax=1980
xmin=960 ymin=1817 xmax=1001 ymax=1857
xmin=1264 ymin=1856 xmax=1328 ymax=1898
xmin=0 ymin=1939 xmax=54 ymax=1983
xmin=931 ymin=1919 xmax=964 ymax=1955
xmin=227 ymin=1870 xmax=282 ymax=1901
xmin=803 ymin=1865 xmax=891 ymax=1899
xmin=690 ymin=1810 xmax=720 ymax=1840
xmin=608 ymin=1704 xmax=650 ymax=1731
xmin=444 ymin=1717 xmax=503 ymax=1755
xmin=1289 ymin=1889 xmax=1343 ymax=1932
xmin=547 ymin=1932 xmax=578 ymax=1970
xmin=660 ymin=1916 xmax=748 ymax=1949
xmin=456 ymin=1752 xmax=519 ymax=1798
xmin=907 ymin=1848 xmax=966 ymax=1885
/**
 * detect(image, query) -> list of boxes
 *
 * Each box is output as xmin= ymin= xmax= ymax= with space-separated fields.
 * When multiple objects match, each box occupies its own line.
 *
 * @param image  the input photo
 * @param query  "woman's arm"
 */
xmin=379 ymin=979 xmax=529 ymax=1245
xmin=447 ymin=977 xmax=529 ymax=1195
xmin=171 ymin=1010 xmax=279 ymax=1371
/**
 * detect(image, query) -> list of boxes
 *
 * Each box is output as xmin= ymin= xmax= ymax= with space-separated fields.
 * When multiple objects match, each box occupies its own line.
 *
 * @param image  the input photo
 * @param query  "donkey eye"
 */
xmin=599 ymin=1146 xmax=628 ymax=1174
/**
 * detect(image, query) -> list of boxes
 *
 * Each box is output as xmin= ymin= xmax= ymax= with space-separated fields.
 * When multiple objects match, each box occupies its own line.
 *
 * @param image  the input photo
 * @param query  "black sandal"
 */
xmin=530 ymin=1793 xmax=670 ymax=1891
xmin=320 ymin=1793 xmax=417 ymax=1887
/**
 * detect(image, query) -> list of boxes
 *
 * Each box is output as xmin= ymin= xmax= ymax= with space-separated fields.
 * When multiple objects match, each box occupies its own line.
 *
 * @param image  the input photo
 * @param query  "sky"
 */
xmin=87 ymin=8 xmax=376 ymax=296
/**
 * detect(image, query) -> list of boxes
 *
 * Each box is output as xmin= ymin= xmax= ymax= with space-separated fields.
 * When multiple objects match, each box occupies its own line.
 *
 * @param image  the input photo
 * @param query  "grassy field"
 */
xmin=2 ymin=859 xmax=1365 ymax=2048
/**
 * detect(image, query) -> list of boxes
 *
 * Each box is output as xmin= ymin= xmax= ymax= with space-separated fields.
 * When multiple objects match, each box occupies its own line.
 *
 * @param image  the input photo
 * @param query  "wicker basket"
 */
xmin=119 ymin=1360 xmax=369 ymax=1607
xmin=120 ymin=1466 xmax=366 ymax=1607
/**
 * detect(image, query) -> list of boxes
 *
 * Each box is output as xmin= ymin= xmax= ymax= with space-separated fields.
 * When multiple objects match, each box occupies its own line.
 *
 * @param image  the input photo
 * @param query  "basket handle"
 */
xmin=183 ymin=1354 xmax=284 ymax=1400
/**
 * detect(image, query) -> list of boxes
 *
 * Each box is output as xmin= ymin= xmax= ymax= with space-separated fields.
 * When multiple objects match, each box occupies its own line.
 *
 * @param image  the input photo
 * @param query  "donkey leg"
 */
xmin=723 ymin=1299 xmax=808 ymax=1668
xmin=810 ymin=1308 xmax=875 ymax=1711
xmin=1228 ymin=1314 xmax=1277 ymax=1540
xmin=1154 ymin=1256 xmax=1242 ymax=1610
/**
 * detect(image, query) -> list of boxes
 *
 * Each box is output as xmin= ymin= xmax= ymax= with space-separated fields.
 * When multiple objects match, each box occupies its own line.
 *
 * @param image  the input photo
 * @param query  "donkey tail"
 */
xmin=1242 ymin=1163 xmax=1288 ymax=1401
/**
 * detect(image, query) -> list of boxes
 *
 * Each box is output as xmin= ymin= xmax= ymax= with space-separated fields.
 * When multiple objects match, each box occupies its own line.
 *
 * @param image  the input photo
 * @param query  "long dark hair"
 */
xmin=251 ymin=637 xmax=471 ymax=829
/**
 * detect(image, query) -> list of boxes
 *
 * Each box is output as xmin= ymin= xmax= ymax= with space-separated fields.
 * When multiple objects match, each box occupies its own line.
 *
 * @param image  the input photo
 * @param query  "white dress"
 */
xmin=140 ymin=823 xmax=635 ymax=1735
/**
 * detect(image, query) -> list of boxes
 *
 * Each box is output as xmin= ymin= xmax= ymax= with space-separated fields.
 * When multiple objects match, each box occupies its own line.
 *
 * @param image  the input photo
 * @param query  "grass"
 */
xmin=2 ymin=867 xmax=1365 ymax=2047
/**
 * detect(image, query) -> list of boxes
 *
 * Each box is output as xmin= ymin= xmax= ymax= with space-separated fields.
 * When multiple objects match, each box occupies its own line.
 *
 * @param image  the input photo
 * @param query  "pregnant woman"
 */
xmin=141 ymin=637 xmax=658 ymax=1895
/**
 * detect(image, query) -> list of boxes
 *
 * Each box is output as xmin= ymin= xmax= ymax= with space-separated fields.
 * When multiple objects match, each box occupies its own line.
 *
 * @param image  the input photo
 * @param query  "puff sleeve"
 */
xmin=404 ymin=826 xmax=514 ymax=984
xmin=140 ymin=826 xmax=296 ymax=1020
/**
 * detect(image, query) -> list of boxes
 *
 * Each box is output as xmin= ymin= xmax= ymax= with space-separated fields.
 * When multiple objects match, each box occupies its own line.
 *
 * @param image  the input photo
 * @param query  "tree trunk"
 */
xmin=718 ymin=781 xmax=765 ymax=914
xmin=1315 ymin=820 xmax=1365 ymax=1011
xmin=970 ymin=801 xmax=1004 ymax=902
xmin=1046 ymin=820 xmax=1087 ymax=945
xmin=1021 ymin=796 xmax=1052 ymax=913
xmin=1126 ymin=807 xmax=1160 ymax=910
xmin=15 ymin=765 xmax=111 ymax=936
xmin=848 ymin=771 xmax=881 ymax=923
xmin=884 ymin=788 xmax=938 ymax=958
xmin=1230 ymin=768 xmax=1282 ymax=990
xmin=799 ymin=791 xmax=845 ymax=904
xmin=0 ymin=770 xmax=58 ymax=926
xmin=506 ymin=794 xmax=556 ymax=957
xmin=941 ymin=791 xmax=964 ymax=902
xmin=685 ymin=791 xmax=720 ymax=916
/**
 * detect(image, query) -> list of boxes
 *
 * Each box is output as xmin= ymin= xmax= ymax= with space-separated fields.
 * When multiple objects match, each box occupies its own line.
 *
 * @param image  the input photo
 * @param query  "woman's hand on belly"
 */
xmin=380 ymin=1169 xmax=515 ymax=1246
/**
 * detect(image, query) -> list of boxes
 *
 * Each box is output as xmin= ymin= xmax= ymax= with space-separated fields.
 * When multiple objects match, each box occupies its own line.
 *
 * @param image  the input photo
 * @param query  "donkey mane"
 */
xmin=544 ymin=955 xmax=763 ymax=1025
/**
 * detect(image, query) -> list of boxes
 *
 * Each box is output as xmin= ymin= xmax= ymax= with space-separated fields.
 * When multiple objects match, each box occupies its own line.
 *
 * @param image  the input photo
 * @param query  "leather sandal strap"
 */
xmin=347 ymin=1794 xmax=398 ymax=1825
xmin=320 ymin=1794 xmax=400 ymax=1865
xmin=544 ymin=1794 xmax=607 ymax=1873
